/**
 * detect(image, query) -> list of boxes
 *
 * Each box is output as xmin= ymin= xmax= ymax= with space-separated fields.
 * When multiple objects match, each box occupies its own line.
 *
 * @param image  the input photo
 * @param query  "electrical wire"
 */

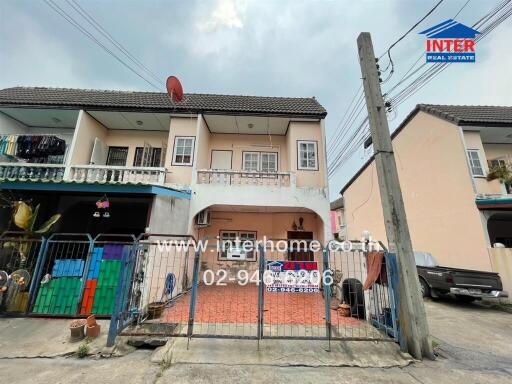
xmin=65 ymin=0 xmax=164 ymax=85
xmin=385 ymin=0 xmax=512 ymax=112
xmin=43 ymin=0 xmax=163 ymax=90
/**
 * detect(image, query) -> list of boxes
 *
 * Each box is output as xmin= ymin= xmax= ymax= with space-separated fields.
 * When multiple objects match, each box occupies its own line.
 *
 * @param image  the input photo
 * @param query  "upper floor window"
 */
xmin=467 ymin=149 xmax=484 ymax=177
xmin=242 ymin=152 xmax=278 ymax=172
xmin=106 ymin=146 xmax=128 ymax=166
xmin=134 ymin=147 xmax=162 ymax=167
xmin=297 ymin=141 xmax=318 ymax=170
xmin=243 ymin=152 xmax=259 ymax=171
xmin=489 ymin=159 xmax=506 ymax=168
xmin=172 ymin=137 xmax=195 ymax=166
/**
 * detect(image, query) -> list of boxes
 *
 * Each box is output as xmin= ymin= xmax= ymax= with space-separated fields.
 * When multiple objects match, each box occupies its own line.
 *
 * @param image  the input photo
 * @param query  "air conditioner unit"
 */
xmin=195 ymin=209 xmax=211 ymax=226
xmin=226 ymin=247 xmax=247 ymax=260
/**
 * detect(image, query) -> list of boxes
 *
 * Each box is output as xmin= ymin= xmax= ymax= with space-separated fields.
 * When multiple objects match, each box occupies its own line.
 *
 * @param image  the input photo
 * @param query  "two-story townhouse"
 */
xmin=332 ymin=104 xmax=512 ymax=296
xmin=0 ymin=87 xmax=331 ymax=269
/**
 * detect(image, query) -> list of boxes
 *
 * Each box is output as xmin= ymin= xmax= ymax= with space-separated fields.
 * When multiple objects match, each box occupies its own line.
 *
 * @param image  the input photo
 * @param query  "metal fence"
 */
xmin=117 ymin=238 xmax=400 ymax=348
xmin=113 ymin=234 xmax=196 ymax=343
xmin=0 ymin=232 xmax=45 ymax=314
xmin=0 ymin=232 xmax=400 ymax=349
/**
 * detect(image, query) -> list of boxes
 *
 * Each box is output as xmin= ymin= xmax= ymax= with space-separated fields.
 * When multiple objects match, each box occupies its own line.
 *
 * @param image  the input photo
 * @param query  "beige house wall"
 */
xmin=69 ymin=111 xmax=168 ymax=166
xmin=207 ymin=133 xmax=288 ymax=171
xmin=165 ymin=116 xmax=198 ymax=185
xmin=483 ymin=143 xmax=512 ymax=163
xmin=103 ymin=130 xmax=168 ymax=166
xmin=69 ymin=111 xmax=108 ymax=165
xmin=286 ymin=121 xmax=327 ymax=188
xmin=198 ymin=211 xmax=325 ymax=275
xmin=195 ymin=116 xmax=211 ymax=170
xmin=462 ymin=130 xmax=502 ymax=195
xmin=343 ymin=111 xmax=493 ymax=271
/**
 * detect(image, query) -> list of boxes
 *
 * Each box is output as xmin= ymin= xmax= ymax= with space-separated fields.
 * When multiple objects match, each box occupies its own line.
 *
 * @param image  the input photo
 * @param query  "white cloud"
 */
xmin=197 ymin=0 xmax=247 ymax=32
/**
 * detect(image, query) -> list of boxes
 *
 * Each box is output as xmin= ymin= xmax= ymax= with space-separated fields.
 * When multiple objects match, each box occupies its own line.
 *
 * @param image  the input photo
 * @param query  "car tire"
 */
xmin=419 ymin=278 xmax=430 ymax=298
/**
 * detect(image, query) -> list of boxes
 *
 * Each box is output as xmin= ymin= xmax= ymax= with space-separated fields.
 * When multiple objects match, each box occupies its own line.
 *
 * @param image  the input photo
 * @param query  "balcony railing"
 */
xmin=0 ymin=163 xmax=65 ymax=182
xmin=197 ymin=169 xmax=293 ymax=187
xmin=69 ymin=165 xmax=166 ymax=185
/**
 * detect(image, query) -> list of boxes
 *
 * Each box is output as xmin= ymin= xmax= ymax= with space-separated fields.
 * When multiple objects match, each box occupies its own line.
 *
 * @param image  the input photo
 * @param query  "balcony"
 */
xmin=0 ymin=163 xmax=167 ymax=186
xmin=0 ymin=163 xmax=65 ymax=182
xmin=69 ymin=165 xmax=166 ymax=185
xmin=196 ymin=169 xmax=294 ymax=188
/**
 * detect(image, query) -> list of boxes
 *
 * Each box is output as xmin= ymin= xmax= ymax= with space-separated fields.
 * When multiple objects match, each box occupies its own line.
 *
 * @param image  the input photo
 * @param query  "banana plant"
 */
xmin=3 ymin=201 xmax=61 ymax=267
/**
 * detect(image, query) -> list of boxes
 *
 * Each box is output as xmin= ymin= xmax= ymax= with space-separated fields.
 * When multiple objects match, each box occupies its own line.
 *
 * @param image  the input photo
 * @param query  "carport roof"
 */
xmin=0 ymin=86 xmax=327 ymax=118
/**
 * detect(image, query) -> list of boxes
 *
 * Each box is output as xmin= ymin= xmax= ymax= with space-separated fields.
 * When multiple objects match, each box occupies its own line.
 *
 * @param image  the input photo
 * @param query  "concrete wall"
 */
xmin=69 ymin=110 xmax=108 ymax=165
xmin=489 ymin=247 xmax=512 ymax=303
xmin=343 ymin=111 xmax=493 ymax=271
xmin=206 ymin=133 xmax=288 ymax=171
xmin=197 ymin=210 xmax=325 ymax=276
xmin=195 ymin=116 xmax=210 ymax=170
xmin=484 ymin=143 xmax=512 ymax=161
xmin=165 ymin=116 xmax=198 ymax=186
xmin=147 ymin=196 xmax=190 ymax=234
xmin=103 ymin=130 xmax=168 ymax=166
xmin=463 ymin=130 xmax=502 ymax=195
xmin=286 ymin=121 xmax=327 ymax=188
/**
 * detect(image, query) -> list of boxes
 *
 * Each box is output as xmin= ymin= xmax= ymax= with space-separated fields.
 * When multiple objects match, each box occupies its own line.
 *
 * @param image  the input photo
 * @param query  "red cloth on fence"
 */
xmin=363 ymin=251 xmax=387 ymax=290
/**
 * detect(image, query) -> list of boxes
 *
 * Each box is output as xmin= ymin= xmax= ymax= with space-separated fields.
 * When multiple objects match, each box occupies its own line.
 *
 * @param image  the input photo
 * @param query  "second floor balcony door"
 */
xmin=211 ymin=150 xmax=232 ymax=184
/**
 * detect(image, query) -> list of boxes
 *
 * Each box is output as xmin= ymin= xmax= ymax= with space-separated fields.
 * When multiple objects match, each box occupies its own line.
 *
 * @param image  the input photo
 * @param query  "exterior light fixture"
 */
xmin=248 ymin=123 xmax=254 ymax=129
xmin=136 ymin=120 xmax=143 ymax=126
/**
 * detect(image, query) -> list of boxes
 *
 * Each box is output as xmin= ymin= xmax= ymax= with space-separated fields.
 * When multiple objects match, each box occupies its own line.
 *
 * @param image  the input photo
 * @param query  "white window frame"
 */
xmin=242 ymin=152 xmax=260 ymax=171
xmin=467 ymin=149 xmax=485 ymax=177
xmin=260 ymin=152 xmax=278 ymax=172
xmin=297 ymin=140 xmax=318 ymax=170
xmin=172 ymin=137 xmax=195 ymax=166
xmin=219 ymin=230 xmax=257 ymax=261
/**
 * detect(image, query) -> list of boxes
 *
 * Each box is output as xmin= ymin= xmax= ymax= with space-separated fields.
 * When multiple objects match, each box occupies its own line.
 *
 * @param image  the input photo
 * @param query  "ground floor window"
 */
xmin=219 ymin=230 xmax=257 ymax=261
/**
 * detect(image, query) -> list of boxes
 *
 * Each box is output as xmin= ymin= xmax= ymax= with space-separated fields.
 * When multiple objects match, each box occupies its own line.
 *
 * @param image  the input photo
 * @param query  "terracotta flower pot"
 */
xmin=86 ymin=323 xmax=101 ymax=338
xmin=86 ymin=315 xmax=97 ymax=327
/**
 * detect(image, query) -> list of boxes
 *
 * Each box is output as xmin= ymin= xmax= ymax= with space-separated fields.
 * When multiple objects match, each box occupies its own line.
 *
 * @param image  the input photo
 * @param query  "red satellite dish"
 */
xmin=166 ymin=76 xmax=184 ymax=102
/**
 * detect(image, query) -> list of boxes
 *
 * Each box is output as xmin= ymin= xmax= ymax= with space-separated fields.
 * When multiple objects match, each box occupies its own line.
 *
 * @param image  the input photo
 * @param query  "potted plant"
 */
xmin=69 ymin=319 xmax=87 ymax=341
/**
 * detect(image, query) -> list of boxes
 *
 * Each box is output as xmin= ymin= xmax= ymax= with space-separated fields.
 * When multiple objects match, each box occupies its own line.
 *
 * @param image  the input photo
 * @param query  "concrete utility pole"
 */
xmin=356 ymin=32 xmax=433 ymax=360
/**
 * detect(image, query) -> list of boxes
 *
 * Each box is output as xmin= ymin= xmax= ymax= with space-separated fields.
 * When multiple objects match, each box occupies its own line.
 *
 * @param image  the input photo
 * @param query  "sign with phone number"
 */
xmin=265 ymin=261 xmax=320 ymax=293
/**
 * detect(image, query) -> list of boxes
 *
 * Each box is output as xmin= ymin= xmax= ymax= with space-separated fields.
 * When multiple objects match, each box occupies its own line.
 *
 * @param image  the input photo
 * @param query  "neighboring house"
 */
xmin=335 ymin=105 xmax=512 ymax=279
xmin=329 ymin=196 xmax=344 ymax=240
xmin=0 ymin=87 xmax=331 ymax=265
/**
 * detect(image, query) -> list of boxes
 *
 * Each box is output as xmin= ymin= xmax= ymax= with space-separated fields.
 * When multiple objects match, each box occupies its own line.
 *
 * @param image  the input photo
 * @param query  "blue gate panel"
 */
xmin=51 ymin=259 xmax=85 ymax=278
xmin=87 ymin=247 xmax=104 ymax=280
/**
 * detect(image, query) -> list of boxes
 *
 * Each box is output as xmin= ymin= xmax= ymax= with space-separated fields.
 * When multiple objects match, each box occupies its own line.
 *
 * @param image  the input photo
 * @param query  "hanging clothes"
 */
xmin=0 ymin=134 xmax=66 ymax=162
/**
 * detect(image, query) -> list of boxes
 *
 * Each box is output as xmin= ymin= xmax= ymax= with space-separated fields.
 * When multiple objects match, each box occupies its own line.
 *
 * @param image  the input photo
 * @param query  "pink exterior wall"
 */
xmin=342 ymin=111 xmax=493 ymax=271
xmin=197 ymin=210 xmax=325 ymax=275
xmin=330 ymin=211 xmax=337 ymax=234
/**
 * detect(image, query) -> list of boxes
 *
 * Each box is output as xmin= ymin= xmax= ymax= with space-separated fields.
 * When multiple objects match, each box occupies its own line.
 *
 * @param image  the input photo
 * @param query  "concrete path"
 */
xmin=0 ymin=317 xmax=110 ymax=358
xmin=1 ymin=298 xmax=511 ymax=383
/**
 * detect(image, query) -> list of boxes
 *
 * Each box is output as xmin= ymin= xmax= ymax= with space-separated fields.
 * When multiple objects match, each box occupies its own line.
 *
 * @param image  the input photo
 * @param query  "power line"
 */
xmin=43 ymin=0 xmax=163 ymax=91
xmin=65 ymin=0 xmax=163 ymax=85
xmin=380 ymin=0 xmax=445 ymax=75
xmin=386 ymin=0 xmax=512 ymax=110
xmin=327 ymin=1 xmax=447 ymax=179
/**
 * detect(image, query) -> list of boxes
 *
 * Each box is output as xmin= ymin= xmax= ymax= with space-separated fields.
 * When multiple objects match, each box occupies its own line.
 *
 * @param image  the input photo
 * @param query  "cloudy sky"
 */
xmin=1 ymin=0 xmax=511 ymax=198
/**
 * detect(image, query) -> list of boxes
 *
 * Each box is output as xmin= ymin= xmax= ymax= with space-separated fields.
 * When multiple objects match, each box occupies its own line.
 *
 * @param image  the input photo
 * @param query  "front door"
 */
xmin=287 ymin=231 xmax=314 ymax=261
xmin=210 ymin=150 xmax=233 ymax=184
xmin=211 ymin=150 xmax=232 ymax=169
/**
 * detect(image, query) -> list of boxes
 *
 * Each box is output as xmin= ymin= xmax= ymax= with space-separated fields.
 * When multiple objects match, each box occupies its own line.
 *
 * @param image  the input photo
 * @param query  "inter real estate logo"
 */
xmin=419 ymin=19 xmax=481 ymax=63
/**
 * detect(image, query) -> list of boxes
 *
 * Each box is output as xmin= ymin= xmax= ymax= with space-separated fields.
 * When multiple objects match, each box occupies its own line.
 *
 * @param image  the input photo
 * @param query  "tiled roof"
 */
xmin=416 ymin=104 xmax=512 ymax=126
xmin=330 ymin=197 xmax=344 ymax=210
xmin=0 ymin=87 xmax=327 ymax=118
